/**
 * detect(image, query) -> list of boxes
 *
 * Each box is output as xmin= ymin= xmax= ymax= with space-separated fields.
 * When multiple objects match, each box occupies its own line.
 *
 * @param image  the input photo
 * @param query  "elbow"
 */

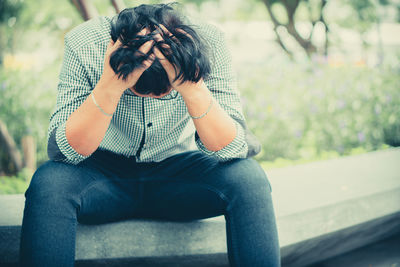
xmin=47 ymin=128 xmax=67 ymax=162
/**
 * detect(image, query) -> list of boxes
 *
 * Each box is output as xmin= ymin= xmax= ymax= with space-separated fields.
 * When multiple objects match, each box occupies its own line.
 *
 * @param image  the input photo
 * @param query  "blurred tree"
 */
xmin=70 ymin=0 xmax=99 ymax=20
xmin=0 ymin=0 xmax=24 ymax=65
xmin=70 ymin=0 xmax=126 ymax=20
xmin=338 ymin=0 xmax=399 ymax=64
xmin=260 ymin=0 xmax=329 ymax=58
xmin=0 ymin=119 xmax=23 ymax=174
xmin=181 ymin=0 xmax=330 ymax=58
xmin=0 ymin=0 xmax=24 ymax=175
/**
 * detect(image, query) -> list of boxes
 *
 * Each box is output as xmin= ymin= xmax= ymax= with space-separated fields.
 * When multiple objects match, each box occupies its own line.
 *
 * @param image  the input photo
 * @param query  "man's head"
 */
xmin=109 ymin=3 xmax=211 ymax=96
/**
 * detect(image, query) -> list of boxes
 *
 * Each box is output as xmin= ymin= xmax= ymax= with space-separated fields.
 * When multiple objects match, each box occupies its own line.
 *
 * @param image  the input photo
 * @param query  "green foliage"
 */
xmin=0 ymin=67 xmax=56 ymax=168
xmin=179 ymin=0 xmax=219 ymax=8
xmin=15 ymin=0 xmax=81 ymax=31
xmin=338 ymin=0 xmax=377 ymax=33
xmin=0 ymin=0 xmax=399 ymax=176
xmin=0 ymin=168 xmax=31 ymax=194
xmin=0 ymin=0 xmax=23 ymax=23
xmin=239 ymin=59 xmax=400 ymax=162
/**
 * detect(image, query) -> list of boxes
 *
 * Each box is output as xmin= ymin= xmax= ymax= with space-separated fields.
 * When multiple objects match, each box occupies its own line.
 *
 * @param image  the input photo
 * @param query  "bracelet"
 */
xmin=190 ymin=97 xmax=213 ymax=119
xmin=90 ymin=92 xmax=113 ymax=117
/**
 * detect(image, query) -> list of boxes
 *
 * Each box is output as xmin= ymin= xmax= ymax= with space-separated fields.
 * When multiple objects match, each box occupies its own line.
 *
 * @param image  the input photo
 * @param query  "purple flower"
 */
xmin=336 ymin=99 xmax=346 ymax=109
xmin=375 ymin=105 xmax=381 ymax=115
xmin=294 ymin=130 xmax=303 ymax=138
xmin=310 ymin=104 xmax=318 ymax=114
xmin=357 ymin=132 xmax=366 ymax=142
xmin=313 ymin=89 xmax=325 ymax=99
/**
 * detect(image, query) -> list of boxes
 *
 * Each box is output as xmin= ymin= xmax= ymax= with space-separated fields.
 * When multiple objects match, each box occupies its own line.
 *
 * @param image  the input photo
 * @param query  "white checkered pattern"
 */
xmin=49 ymin=15 xmax=248 ymax=164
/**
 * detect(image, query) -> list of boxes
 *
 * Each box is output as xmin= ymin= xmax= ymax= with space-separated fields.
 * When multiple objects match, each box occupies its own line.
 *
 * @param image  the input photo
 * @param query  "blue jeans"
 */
xmin=19 ymin=150 xmax=280 ymax=266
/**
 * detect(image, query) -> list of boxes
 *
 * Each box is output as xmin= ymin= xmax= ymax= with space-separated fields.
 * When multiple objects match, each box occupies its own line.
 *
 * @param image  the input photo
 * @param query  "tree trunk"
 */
xmin=262 ymin=0 xmax=293 ymax=58
xmin=21 ymin=135 xmax=36 ymax=173
xmin=111 ymin=0 xmax=126 ymax=14
xmin=261 ymin=0 xmax=324 ymax=58
xmin=70 ymin=0 xmax=99 ymax=21
xmin=0 ymin=120 xmax=23 ymax=174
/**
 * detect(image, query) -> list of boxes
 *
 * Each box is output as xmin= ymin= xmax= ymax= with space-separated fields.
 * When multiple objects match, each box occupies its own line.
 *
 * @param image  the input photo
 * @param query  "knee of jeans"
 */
xmin=25 ymin=161 xmax=82 ymax=202
xmin=224 ymin=159 xmax=272 ymax=197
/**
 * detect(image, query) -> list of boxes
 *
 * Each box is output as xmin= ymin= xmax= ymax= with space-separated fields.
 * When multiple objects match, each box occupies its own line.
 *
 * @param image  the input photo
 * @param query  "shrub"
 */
xmin=238 ymin=59 xmax=400 ymax=161
xmin=0 ymin=67 xmax=56 ymax=171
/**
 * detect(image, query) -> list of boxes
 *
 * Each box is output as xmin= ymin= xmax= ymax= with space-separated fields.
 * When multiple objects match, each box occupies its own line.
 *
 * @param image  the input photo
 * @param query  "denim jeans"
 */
xmin=19 ymin=150 xmax=280 ymax=266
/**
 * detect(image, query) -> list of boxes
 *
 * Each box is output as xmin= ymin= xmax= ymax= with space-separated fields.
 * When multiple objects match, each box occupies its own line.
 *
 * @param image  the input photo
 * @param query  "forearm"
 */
xmin=65 ymin=83 xmax=123 ymax=156
xmin=180 ymin=81 xmax=237 ymax=151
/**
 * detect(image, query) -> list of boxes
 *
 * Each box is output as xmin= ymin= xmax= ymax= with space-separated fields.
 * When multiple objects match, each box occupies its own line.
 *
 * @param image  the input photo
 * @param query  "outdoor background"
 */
xmin=0 ymin=0 xmax=399 ymax=194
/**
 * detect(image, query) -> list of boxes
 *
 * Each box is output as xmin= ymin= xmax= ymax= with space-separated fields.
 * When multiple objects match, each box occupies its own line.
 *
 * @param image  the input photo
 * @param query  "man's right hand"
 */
xmin=98 ymin=28 xmax=155 ymax=94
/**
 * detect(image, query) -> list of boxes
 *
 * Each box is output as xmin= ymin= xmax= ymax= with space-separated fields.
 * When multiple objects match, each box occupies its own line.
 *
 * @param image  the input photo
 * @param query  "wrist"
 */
xmin=92 ymin=82 xmax=124 ymax=115
xmin=95 ymin=79 xmax=125 ymax=100
xmin=179 ymin=80 xmax=209 ymax=102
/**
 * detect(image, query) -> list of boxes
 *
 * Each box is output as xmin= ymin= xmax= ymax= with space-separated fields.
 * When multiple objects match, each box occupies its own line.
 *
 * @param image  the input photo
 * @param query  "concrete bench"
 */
xmin=1 ymin=148 xmax=400 ymax=266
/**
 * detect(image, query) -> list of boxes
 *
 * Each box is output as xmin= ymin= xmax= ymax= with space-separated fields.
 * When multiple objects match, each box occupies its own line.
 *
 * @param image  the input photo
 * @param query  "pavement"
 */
xmin=307 ymin=232 xmax=400 ymax=267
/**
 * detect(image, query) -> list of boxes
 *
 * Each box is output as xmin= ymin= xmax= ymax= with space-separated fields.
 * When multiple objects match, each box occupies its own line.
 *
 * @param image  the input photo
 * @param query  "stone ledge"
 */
xmin=1 ymin=148 xmax=399 ymax=266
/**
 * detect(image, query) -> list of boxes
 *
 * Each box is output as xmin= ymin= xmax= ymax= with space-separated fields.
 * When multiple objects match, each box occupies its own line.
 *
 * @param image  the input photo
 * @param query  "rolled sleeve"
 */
xmin=198 ymin=24 xmax=249 ymax=161
xmin=195 ymin=120 xmax=248 ymax=161
xmin=54 ymin=122 xmax=91 ymax=164
xmin=47 ymin=33 xmax=94 ymax=165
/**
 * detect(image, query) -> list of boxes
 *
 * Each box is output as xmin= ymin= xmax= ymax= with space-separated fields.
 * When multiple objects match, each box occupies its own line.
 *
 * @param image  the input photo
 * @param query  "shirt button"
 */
xmin=143 ymin=143 xmax=147 ymax=148
xmin=147 ymin=122 xmax=153 ymax=127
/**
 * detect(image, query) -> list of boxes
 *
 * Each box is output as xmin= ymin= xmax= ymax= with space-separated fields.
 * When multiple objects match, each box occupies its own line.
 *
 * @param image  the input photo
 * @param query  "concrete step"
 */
xmin=307 ymin=231 xmax=400 ymax=267
xmin=1 ymin=148 xmax=400 ymax=266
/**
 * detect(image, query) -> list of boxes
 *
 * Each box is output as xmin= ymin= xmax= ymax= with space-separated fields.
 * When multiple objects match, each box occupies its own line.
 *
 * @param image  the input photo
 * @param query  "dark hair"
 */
xmin=109 ymin=3 xmax=211 ymax=96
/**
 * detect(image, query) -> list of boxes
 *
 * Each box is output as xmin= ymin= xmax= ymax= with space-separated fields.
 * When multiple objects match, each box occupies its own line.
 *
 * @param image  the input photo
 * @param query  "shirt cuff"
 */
xmin=195 ymin=121 xmax=248 ymax=161
xmin=55 ymin=122 xmax=91 ymax=164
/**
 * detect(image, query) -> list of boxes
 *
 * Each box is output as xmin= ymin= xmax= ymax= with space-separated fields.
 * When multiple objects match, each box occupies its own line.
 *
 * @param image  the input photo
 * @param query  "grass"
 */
xmin=0 ymin=168 xmax=32 ymax=195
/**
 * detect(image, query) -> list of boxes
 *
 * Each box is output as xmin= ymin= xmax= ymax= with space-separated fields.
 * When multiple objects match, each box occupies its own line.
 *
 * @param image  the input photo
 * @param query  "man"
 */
xmin=19 ymin=4 xmax=280 ymax=266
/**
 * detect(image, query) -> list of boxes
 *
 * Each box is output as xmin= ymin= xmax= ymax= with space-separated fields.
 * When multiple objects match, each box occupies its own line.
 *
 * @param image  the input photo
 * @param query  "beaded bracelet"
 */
xmin=190 ymin=97 xmax=213 ymax=119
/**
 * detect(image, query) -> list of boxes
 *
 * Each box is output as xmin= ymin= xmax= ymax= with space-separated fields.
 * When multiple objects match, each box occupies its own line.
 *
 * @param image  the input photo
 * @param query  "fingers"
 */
xmin=137 ymin=39 xmax=155 ymax=56
xmin=153 ymin=25 xmax=174 ymax=56
xmin=107 ymin=39 xmax=114 ymax=50
xmin=176 ymin=28 xmax=194 ymax=41
xmin=156 ymin=24 xmax=193 ymax=42
xmin=128 ymin=53 xmax=155 ymax=82
xmin=153 ymin=46 xmax=166 ymax=60
xmin=155 ymin=24 xmax=180 ymax=44
xmin=106 ymin=38 xmax=122 ymax=58
xmin=153 ymin=46 xmax=176 ymax=77
xmin=137 ymin=27 xmax=150 ymax=36
xmin=135 ymin=27 xmax=155 ymax=57
xmin=141 ymin=53 xmax=156 ymax=70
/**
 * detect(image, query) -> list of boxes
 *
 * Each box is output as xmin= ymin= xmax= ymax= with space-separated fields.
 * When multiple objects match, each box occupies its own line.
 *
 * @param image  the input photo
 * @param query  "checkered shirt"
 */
xmin=48 ymin=15 xmax=248 ymax=164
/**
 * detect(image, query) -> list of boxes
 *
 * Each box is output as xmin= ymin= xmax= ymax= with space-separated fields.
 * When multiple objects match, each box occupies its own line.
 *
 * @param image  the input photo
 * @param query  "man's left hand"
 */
xmin=152 ymin=24 xmax=203 ymax=95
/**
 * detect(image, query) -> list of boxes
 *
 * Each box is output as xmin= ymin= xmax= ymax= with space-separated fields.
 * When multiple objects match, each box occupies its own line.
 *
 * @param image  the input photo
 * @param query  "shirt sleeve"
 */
xmin=47 ymin=34 xmax=93 ymax=165
xmin=195 ymin=25 xmax=248 ymax=161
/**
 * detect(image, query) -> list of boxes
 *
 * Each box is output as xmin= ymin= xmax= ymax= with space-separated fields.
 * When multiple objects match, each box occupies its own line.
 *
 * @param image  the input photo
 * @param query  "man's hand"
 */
xmin=98 ymin=28 xmax=156 ymax=94
xmin=152 ymin=25 xmax=203 ymax=95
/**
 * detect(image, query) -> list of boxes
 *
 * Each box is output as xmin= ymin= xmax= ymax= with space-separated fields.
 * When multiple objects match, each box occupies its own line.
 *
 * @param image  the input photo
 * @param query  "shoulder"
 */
xmin=64 ymin=15 xmax=115 ymax=51
xmin=192 ymin=21 xmax=226 ymax=46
